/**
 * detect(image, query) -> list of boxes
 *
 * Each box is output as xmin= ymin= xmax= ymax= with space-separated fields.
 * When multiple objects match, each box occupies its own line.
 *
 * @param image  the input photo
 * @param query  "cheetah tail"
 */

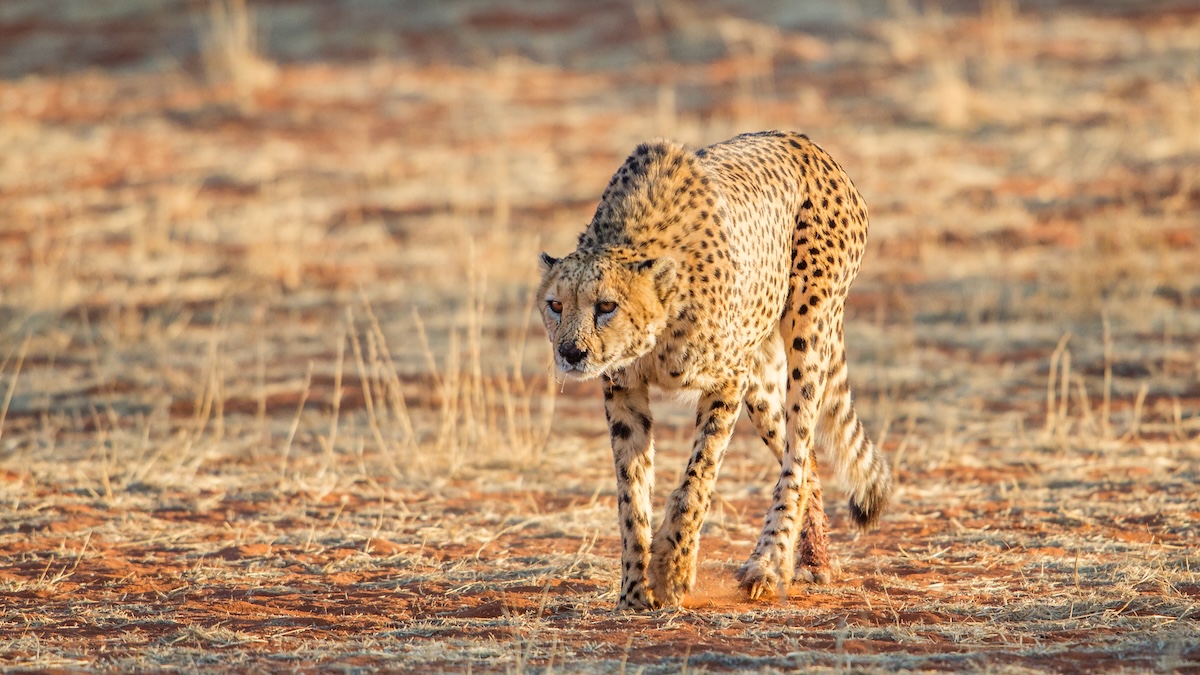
xmin=845 ymin=448 xmax=892 ymax=530
xmin=818 ymin=387 xmax=893 ymax=531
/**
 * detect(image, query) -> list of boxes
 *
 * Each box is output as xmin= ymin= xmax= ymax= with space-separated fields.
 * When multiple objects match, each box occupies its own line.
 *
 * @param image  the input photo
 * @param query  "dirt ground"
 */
xmin=2 ymin=1 xmax=1199 ymax=672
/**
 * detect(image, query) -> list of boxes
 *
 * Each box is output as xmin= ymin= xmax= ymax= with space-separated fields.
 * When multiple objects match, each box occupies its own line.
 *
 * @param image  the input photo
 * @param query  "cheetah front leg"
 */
xmin=648 ymin=380 xmax=744 ymax=607
xmin=604 ymin=376 xmax=657 ymax=610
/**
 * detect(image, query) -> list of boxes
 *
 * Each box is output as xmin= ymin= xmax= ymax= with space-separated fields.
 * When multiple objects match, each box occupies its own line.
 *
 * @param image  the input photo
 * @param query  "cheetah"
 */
xmin=536 ymin=130 xmax=892 ymax=610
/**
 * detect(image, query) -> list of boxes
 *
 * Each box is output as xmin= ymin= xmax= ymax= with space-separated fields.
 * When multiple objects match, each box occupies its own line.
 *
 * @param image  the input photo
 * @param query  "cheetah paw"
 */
xmin=734 ymin=558 xmax=790 ymax=601
xmin=616 ymin=592 xmax=659 ymax=611
xmin=793 ymin=564 xmax=833 ymax=586
xmin=646 ymin=566 xmax=690 ymax=608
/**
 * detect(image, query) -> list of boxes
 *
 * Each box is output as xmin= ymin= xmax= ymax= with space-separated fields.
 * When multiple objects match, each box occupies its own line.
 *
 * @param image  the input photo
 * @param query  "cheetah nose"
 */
xmin=558 ymin=343 xmax=588 ymax=366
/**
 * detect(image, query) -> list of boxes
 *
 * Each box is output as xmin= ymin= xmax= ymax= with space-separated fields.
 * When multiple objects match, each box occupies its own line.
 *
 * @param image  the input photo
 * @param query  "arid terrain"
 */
xmin=1 ymin=1 xmax=1199 ymax=672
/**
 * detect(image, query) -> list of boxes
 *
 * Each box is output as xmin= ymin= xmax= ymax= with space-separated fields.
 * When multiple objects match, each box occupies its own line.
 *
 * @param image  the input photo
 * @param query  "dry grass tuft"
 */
xmin=196 ymin=0 xmax=278 ymax=106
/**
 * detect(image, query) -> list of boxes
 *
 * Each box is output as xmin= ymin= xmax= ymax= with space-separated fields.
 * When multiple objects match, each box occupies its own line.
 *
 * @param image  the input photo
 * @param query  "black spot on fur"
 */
xmin=611 ymin=421 xmax=632 ymax=440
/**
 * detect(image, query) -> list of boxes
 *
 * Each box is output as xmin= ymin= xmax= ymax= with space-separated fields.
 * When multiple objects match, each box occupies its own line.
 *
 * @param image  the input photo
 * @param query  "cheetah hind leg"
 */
xmin=741 ymin=335 xmax=833 ymax=590
xmin=793 ymin=453 xmax=833 ymax=585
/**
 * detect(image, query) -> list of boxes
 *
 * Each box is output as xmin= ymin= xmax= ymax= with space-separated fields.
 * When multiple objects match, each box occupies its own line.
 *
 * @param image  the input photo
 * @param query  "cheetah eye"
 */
xmin=596 ymin=301 xmax=618 ymax=315
xmin=547 ymin=300 xmax=563 ymax=314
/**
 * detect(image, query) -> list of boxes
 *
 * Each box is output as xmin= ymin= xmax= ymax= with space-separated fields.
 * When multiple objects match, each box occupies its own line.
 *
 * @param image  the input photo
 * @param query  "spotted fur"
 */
xmin=537 ymin=131 xmax=892 ymax=609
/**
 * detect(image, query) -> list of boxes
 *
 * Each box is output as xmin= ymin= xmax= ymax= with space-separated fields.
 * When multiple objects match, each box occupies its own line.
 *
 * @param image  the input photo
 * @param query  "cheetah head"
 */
xmin=536 ymin=250 xmax=678 ymax=379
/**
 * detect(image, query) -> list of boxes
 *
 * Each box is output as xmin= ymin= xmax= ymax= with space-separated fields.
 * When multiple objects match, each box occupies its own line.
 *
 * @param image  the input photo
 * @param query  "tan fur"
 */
xmin=537 ymin=131 xmax=892 ymax=609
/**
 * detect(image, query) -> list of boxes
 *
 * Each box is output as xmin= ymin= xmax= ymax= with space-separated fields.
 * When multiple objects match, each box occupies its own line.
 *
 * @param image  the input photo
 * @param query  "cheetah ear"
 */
xmin=539 ymin=252 xmax=560 ymax=274
xmin=630 ymin=258 xmax=677 ymax=302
